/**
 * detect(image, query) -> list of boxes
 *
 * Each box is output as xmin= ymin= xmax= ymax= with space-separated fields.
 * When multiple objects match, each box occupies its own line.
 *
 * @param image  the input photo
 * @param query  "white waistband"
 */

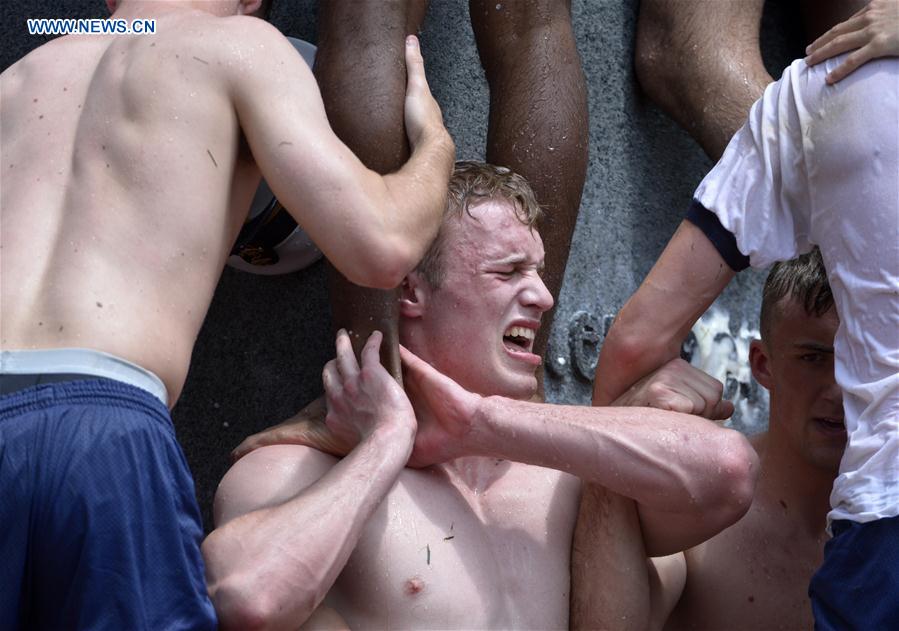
xmin=0 ymin=348 xmax=168 ymax=406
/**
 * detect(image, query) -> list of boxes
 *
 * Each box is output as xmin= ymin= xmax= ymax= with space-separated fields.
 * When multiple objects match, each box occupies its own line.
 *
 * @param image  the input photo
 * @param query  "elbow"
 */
xmin=209 ymin=577 xmax=318 ymax=631
xmin=699 ymin=430 xmax=759 ymax=529
xmin=343 ymin=239 xmax=419 ymax=290
xmin=203 ymin=536 xmax=318 ymax=631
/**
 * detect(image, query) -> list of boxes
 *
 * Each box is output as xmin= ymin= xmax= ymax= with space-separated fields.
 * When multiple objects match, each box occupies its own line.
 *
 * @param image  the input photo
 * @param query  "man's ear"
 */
xmin=238 ymin=0 xmax=265 ymax=16
xmin=399 ymin=273 xmax=428 ymax=320
xmin=749 ymin=339 xmax=774 ymax=391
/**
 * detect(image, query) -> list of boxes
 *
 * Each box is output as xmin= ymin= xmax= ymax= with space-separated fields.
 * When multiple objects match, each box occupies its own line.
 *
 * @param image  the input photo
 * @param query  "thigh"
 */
xmin=24 ymin=396 xmax=213 ymax=630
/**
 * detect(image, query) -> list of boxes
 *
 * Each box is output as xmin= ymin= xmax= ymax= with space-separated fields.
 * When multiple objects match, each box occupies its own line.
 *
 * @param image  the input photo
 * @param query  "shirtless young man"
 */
xmin=0 ymin=0 xmax=453 ymax=627
xmin=313 ymin=0 xmax=587 ymax=373
xmin=575 ymin=250 xmax=844 ymax=630
xmin=203 ymin=162 xmax=758 ymax=630
xmin=585 ymin=44 xmax=899 ymax=631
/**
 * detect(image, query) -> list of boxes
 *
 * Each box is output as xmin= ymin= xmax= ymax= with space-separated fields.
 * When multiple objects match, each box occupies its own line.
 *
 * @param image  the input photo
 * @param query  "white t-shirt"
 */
xmin=691 ymin=56 xmax=899 ymax=525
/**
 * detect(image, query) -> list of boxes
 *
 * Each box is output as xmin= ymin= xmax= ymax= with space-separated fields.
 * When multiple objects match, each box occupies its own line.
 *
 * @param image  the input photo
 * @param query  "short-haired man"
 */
xmin=575 ymin=249 xmax=844 ymax=630
xmin=591 ymin=52 xmax=898 ymax=628
xmin=0 ymin=0 xmax=453 ymax=627
xmin=203 ymin=162 xmax=758 ymax=629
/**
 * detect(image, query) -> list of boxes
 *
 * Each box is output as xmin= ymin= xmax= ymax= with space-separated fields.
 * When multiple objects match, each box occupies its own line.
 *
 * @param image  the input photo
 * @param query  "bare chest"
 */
xmin=673 ymin=515 xmax=824 ymax=631
xmin=328 ymin=464 xmax=580 ymax=629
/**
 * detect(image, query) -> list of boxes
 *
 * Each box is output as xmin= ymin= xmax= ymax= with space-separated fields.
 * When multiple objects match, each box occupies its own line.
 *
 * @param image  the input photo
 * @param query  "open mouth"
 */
xmin=503 ymin=325 xmax=535 ymax=352
xmin=502 ymin=325 xmax=540 ymax=366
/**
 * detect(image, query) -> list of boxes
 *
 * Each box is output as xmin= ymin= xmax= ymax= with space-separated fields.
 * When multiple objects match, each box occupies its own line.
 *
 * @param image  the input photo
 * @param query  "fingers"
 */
xmin=322 ymin=358 xmax=343 ymax=402
xmin=805 ymin=30 xmax=869 ymax=67
xmin=231 ymin=436 xmax=257 ymax=462
xmin=360 ymin=330 xmax=384 ymax=369
xmin=805 ymin=14 xmax=866 ymax=59
xmin=404 ymin=35 xmax=427 ymax=96
xmin=711 ymin=399 xmax=736 ymax=421
xmin=825 ymin=46 xmax=873 ymax=83
xmin=334 ymin=329 xmax=360 ymax=381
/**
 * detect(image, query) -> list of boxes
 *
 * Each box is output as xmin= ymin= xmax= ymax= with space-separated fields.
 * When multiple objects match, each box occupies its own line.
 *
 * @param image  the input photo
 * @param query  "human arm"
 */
xmin=227 ymin=22 xmax=454 ymax=289
xmin=805 ymin=0 xmax=899 ymax=83
xmin=401 ymin=347 xmax=757 ymax=555
xmin=202 ymin=331 xmax=416 ymax=630
xmin=230 ymin=396 xmax=332 ymax=462
xmin=572 ymin=361 xmax=725 ymax=628
xmin=593 ymin=220 xmax=735 ymax=406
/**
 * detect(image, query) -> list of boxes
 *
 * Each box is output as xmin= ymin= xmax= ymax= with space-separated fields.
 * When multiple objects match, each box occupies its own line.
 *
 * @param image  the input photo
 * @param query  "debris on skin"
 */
xmin=278 ymin=141 xmax=293 ymax=147
xmin=192 ymin=56 xmax=209 ymax=65
xmin=206 ymin=149 xmax=218 ymax=168
xmin=443 ymin=535 xmax=454 ymax=541
xmin=96 ymin=302 xmax=103 ymax=308
xmin=426 ymin=544 xmax=430 ymax=565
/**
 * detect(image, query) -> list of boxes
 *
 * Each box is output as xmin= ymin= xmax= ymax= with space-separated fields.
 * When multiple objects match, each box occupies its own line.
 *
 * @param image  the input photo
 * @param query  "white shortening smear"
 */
xmin=687 ymin=309 xmax=768 ymax=431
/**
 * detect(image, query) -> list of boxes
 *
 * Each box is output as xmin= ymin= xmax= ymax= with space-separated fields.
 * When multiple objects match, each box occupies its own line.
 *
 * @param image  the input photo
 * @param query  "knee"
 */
xmin=473 ymin=0 xmax=576 ymax=67
xmin=633 ymin=3 xmax=681 ymax=108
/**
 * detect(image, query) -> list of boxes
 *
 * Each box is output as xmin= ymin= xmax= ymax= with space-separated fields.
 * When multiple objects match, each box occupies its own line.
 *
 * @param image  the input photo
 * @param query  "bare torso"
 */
xmin=665 ymin=436 xmax=826 ymax=631
xmin=1 ymin=11 xmax=262 ymax=402
xmin=219 ymin=447 xmax=581 ymax=629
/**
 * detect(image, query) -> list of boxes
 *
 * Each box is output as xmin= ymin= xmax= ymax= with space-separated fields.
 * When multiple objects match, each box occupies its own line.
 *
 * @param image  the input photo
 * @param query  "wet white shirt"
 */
xmin=693 ymin=55 xmax=899 ymax=525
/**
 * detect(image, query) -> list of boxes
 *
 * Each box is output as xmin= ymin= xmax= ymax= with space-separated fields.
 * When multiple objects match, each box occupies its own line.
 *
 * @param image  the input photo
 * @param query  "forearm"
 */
xmin=204 ymin=422 xmax=413 ymax=630
xmin=380 ymin=125 xmax=455 ymax=263
xmin=594 ymin=220 xmax=735 ymax=404
xmin=468 ymin=396 xmax=756 ymax=516
xmin=571 ymin=483 xmax=651 ymax=630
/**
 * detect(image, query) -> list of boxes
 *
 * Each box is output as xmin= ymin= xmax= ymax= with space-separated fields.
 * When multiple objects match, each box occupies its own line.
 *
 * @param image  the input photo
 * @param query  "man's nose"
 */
xmin=822 ymin=374 xmax=843 ymax=407
xmin=523 ymin=274 xmax=554 ymax=313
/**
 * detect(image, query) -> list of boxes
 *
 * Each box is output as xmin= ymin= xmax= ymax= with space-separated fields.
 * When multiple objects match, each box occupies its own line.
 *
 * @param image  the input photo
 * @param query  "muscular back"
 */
xmin=1 ymin=12 xmax=266 ymax=402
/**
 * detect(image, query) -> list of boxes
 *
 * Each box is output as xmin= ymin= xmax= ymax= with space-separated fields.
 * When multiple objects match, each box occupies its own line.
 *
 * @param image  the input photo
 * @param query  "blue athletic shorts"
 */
xmin=0 ymin=378 xmax=216 ymax=630
xmin=809 ymin=515 xmax=899 ymax=630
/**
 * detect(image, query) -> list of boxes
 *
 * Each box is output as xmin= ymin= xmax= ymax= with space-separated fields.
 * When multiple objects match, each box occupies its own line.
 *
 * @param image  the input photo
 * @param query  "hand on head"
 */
xmin=609 ymin=358 xmax=735 ymax=421
xmin=805 ymin=0 xmax=899 ymax=83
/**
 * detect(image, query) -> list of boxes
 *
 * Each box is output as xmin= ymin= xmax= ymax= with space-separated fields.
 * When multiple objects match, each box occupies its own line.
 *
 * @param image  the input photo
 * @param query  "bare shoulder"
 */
xmin=190 ymin=14 xmax=313 ymax=82
xmin=214 ymin=444 xmax=338 ymax=527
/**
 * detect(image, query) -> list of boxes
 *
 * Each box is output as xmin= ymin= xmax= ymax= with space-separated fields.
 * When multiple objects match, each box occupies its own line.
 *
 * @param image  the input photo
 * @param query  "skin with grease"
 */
xmin=313 ymin=0 xmax=588 ymax=374
xmin=204 ymin=197 xmax=757 ymax=629
xmin=0 ymin=0 xmax=453 ymax=405
xmin=574 ymin=259 xmax=844 ymax=631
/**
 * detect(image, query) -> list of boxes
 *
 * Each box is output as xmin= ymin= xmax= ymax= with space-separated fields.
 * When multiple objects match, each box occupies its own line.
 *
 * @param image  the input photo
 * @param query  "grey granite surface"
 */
xmin=2 ymin=0 xmax=805 ymax=532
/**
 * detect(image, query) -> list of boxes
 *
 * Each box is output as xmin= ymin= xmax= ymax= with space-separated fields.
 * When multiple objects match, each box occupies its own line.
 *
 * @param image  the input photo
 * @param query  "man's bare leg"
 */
xmin=314 ymin=0 xmax=428 ymax=378
xmin=470 ymin=0 xmax=589 ymax=361
xmin=635 ymin=0 xmax=869 ymax=161
xmin=635 ymin=0 xmax=772 ymax=161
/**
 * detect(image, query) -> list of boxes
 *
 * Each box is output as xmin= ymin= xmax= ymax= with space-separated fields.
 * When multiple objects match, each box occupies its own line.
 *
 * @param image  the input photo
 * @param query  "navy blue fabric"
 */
xmin=685 ymin=199 xmax=751 ymax=272
xmin=809 ymin=515 xmax=899 ymax=630
xmin=0 ymin=379 xmax=216 ymax=630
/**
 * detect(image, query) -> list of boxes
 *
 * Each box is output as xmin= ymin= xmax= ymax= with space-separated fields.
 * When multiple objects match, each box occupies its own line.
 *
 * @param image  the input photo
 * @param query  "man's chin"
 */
xmin=493 ymin=370 xmax=538 ymax=400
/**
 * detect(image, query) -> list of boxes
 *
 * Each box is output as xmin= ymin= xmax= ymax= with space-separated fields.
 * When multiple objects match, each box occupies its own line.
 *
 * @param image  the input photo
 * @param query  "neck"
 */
xmin=113 ymin=1 xmax=233 ymax=19
xmin=756 ymin=427 xmax=835 ymax=535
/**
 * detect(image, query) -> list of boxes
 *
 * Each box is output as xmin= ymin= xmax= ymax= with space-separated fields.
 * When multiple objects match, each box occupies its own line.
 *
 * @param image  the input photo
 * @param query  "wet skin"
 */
xmin=313 ymin=0 xmax=588 ymax=374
